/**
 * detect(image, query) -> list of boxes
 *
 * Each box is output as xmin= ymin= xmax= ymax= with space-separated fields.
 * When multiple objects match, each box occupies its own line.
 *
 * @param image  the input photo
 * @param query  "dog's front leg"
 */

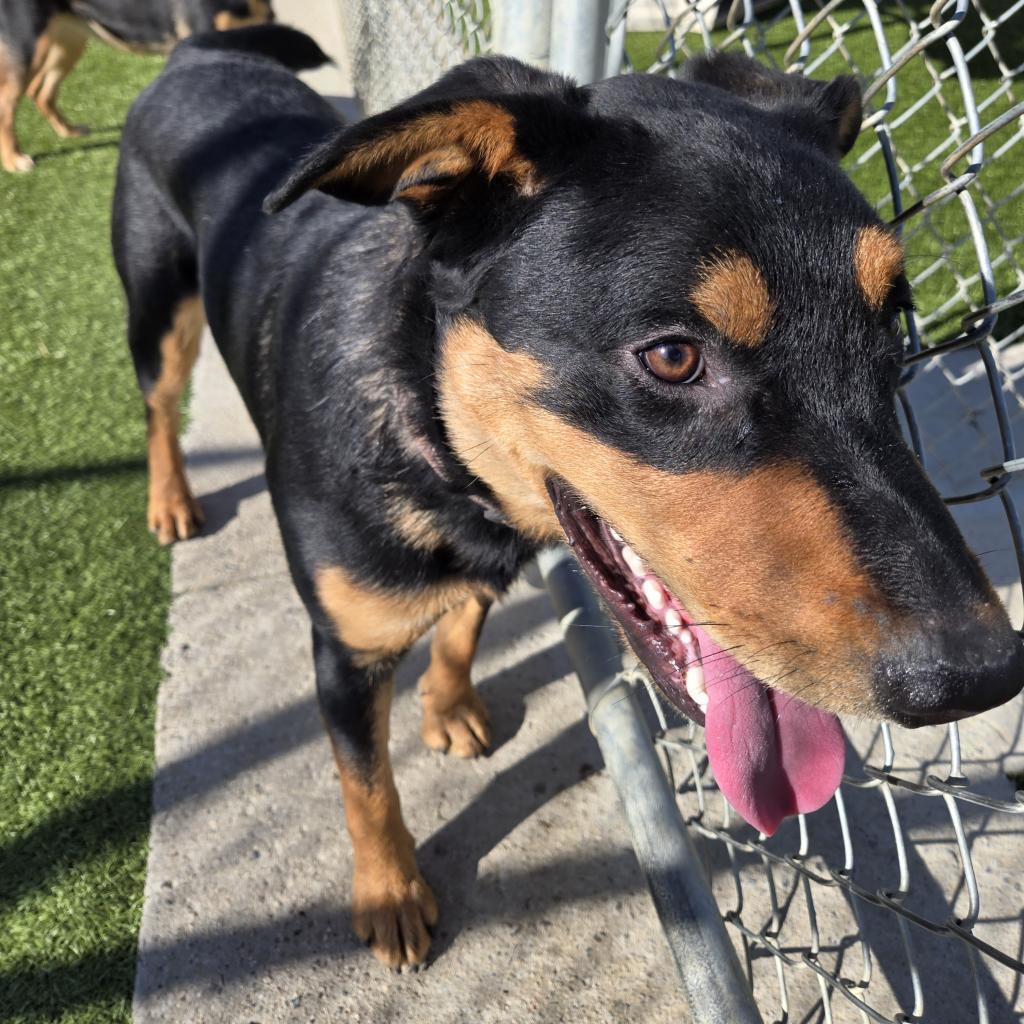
xmin=312 ymin=627 xmax=438 ymax=970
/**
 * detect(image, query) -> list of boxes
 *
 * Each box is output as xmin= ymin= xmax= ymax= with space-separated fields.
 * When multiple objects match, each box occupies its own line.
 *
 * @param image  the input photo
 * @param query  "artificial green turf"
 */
xmin=0 ymin=45 xmax=165 ymax=1024
xmin=626 ymin=2 xmax=1023 ymax=342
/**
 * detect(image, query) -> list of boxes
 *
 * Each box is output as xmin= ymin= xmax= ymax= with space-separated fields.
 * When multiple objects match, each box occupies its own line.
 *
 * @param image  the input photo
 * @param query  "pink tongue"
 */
xmin=693 ymin=626 xmax=846 ymax=836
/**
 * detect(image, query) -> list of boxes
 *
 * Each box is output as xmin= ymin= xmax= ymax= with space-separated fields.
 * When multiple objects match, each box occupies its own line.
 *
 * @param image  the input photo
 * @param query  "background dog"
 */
xmin=0 ymin=0 xmax=273 ymax=171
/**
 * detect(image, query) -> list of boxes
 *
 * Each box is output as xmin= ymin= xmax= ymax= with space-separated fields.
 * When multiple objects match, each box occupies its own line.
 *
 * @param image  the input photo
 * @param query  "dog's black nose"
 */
xmin=874 ymin=618 xmax=1024 ymax=727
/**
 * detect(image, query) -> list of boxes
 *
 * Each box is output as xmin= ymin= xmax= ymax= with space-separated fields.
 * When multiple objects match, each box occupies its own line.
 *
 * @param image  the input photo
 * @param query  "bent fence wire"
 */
xmin=337 ymin=2 xmax=1024 ymax=1020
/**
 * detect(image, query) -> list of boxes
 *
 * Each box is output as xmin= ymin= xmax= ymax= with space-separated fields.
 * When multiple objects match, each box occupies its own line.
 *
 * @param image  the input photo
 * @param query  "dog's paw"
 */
xmin=148 ymin=487 xmax=204 ymax=546
xmin=4 ymin=153 xmax=35 ymax=173
xmin=352 ymin=866 xmax=438 ymax=970
xmin=420 ymin=687 xmax=490 ymax=758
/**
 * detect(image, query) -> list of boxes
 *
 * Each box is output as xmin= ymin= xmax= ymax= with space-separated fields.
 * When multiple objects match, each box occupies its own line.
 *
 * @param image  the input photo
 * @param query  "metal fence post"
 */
xmin=538 ymin=546 xmax=764 ymax=1024
xmin=548 ymin=0 xmax=612 ymax=83
xmin=491 ymin=0 xmax=554 ymax=67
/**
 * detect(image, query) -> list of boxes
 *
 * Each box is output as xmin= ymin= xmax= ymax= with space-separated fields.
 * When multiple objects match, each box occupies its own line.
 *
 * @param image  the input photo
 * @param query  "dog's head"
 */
xmin=267 ymin=54 xmax=1024 ymax=833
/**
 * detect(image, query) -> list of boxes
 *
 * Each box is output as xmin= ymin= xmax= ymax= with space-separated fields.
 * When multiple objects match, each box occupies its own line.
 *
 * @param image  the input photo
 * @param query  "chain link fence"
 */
xmin=339 ymin=0 xmax=489 ymax=113
xmin=335 ymin=2 xmax=1024 ymax=1020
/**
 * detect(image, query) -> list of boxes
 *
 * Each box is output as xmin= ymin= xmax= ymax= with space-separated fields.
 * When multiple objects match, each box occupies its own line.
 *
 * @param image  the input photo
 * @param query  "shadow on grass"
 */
xmin=32 ymin=138 xmax=122 ymax=165
xmin=0 ymin=940 xmax=136 ymax=1023
xmin=0 ymin=446 xmax=264 ymax=491
xmin=0 ymin=457 xmax=146 ymax=490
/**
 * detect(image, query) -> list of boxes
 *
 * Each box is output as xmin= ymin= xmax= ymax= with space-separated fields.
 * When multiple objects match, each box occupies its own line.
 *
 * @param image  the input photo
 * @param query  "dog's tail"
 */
xmin=173 ymin=24 xmax=333 ymax=73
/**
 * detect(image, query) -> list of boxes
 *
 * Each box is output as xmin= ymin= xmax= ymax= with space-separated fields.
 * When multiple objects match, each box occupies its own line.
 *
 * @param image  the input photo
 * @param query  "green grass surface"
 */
xmin=0 ymin=45 xmax=165 ymax=1024
xmin=627 ymin=3 xmax=1023 ymax=341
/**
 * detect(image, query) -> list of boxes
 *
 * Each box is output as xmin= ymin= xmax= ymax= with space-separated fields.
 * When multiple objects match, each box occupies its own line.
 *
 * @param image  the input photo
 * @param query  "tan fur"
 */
xmin=439 ymin=318 xmax=892 ymax=715
xmin=214 ymin=0 xmax=274 ymax=31
xmin=690 ymin=252 xmax=775 ymax=346
xmin=0 ymin=39 xmax=30 ymax=172
xmin=419 ymin=595 xmax=492 ymax=757
xmin=392 ymin=144 xmax=475 ymax=202
xmin=146 ymin=297 xmax=205 ymax=545
xmin=315 ymin=565 xmax=492 ymax=667
xmin=387 ymin=490 xmax=448 ymax=551
xmin=314 ymin=100 xmax=541 ymax=201
xmin=439 ymin=323 xmax=556 ymax=541
xmin=26 ymin=15 xmax=90 ymax=139
xmin=854 ymin=225 xmax=904 ymax=310
xmin=332 ymin=678 xmax=438 ymax=969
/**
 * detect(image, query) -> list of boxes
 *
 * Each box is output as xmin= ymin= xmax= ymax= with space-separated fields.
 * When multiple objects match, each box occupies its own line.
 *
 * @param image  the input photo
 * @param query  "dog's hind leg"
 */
xmin=114 ymin=166 xmax=205 ymax=545
xmin=25 ymin=15 xmax=89 ymax=139
xmin=0 ymin=39 xmax=31 ymax=172
xmin=139 ymin=296 xmax=206 ymax=544
xmin=418 ymin=594 xmax=492 ymax=757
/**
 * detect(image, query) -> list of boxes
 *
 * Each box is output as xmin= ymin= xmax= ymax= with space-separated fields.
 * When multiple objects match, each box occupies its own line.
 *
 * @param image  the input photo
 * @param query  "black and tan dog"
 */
xmin=113 ymin=26 xmax=1023 ymax=969
xmin=0 ymin=0 xmax=272 ymax=171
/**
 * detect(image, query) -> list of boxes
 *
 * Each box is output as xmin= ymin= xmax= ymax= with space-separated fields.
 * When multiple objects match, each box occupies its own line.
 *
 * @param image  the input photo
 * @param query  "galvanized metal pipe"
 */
xmin=538 ymin=545 xmax=763 ymax=1024
xmin=548 ymin=0 xmax=612 ymax=84
xmin=491 ymin=0 xmax=554 ymax=67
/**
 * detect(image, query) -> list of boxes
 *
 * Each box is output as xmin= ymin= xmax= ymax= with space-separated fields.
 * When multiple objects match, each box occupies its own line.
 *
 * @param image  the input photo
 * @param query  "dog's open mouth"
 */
xmin=547 ymin=478 xmax=846 ymax=835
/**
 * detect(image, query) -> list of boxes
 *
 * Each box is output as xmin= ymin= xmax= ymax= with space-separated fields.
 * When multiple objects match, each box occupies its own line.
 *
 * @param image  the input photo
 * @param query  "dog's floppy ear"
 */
xmin=682 ymin=52 xmax=862 ymax=157
xmin=264 ymin=56 xmax=589 ymax=212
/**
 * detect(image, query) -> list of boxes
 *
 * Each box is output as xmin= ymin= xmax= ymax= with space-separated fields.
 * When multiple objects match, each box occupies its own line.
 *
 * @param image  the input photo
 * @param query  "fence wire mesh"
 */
xmin=339 ymin=0 xmax=489 ymax=113
xmin=336 ymin=2 xmax=1024 ymax=1020
xmin=610 ymin=3 xmax=1024 ymax=1021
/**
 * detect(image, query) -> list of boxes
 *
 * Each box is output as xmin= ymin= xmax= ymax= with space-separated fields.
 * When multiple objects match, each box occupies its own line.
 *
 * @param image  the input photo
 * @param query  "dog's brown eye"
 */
xmin=640 ymin=340 xmax=703 ymax=384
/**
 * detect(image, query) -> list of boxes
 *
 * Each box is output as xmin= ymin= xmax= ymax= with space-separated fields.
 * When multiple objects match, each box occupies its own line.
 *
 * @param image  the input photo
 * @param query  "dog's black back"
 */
xmin=114 ymin=27 xmax=535 ymax=611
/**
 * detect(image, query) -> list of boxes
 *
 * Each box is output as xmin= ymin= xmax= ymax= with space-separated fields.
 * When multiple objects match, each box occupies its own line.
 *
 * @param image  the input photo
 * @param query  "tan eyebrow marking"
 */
xmin=854 ymin=225 xmax=904 ymax=310
xmin=690 ymin=252 xmax=775 ymax=347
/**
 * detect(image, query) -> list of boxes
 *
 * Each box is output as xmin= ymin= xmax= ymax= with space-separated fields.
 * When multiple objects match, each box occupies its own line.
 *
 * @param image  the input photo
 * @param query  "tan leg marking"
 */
xmin=26 ymin=15 xmax=90 ymax=139
xmin=0 ymin=41 xmax=31 ymax=172
xmin=333 ymin=678 xmax=438 ymax=969
xmin=419 ymin=594 xmax=492 ymax=758
xmin=146 ymin=297 xmax=205 ymax=545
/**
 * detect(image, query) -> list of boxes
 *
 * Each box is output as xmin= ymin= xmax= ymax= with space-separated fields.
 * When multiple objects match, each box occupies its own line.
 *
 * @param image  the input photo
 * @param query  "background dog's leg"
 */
xmin=418 ymin=594 xmax=492 ymax=757
xmin=0 ymin=41 xmax=31 ymax=172
xmin=313 ymin=628 xmax=438 ymax=969
xmin=26 ymin=16 xmax=90 ymax=139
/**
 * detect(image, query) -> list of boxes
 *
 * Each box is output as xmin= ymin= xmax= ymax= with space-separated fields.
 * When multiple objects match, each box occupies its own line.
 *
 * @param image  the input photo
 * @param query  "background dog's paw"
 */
xmin=420 ymin=689 xmax=491 ymax=758
xmin=147 ymin=489 xmax=204 ymax=546
xmin=352 ymin=871 xmax=438 ymax=970
xmin=57 ymin=123 xmax=90 ymax=139
xmin=4 ymin=153 xmax=35 ymax=173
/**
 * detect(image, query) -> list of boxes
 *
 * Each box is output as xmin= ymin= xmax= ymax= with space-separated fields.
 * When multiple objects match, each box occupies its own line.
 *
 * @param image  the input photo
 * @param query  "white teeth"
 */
xmin=642 ymin=578 xmax=665 ymax=610
xmin=609 ymin=526 xmax=623 ymax=542
xmin=665 ymin=607 xmax=682 ymax=628
xmin=679 ymin=628 xmax=693 ymax=646
xmin=686 ymin=663 xmax=708 ymax=711
xmin=621 ymin=544 xmax=646 ymax=577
